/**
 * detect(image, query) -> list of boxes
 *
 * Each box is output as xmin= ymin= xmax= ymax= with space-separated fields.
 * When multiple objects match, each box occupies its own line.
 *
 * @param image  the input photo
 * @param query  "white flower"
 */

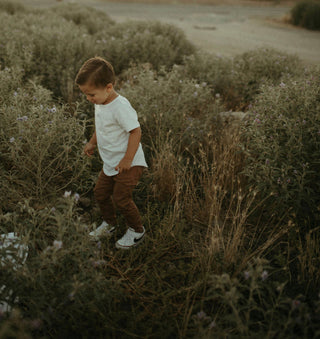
xmin=9 ymin=137 xmax=15 ymax=143
xmin=63 ymin=191 xmax=72 ymax=198
xmin=53 ymin=240 xmax=63 ymax=250
xmin=74 ymin=193 xmax=80 ymax=202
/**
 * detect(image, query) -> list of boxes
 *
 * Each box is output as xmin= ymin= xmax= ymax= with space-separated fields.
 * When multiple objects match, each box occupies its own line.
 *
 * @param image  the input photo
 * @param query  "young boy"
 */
xmin=75 ymin=56 xmax=148 ymax=249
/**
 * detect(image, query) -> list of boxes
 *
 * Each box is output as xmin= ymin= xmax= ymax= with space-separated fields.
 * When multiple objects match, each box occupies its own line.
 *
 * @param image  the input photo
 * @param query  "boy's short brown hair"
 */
xmin=75 ymin=56 xmax=115 ymax=88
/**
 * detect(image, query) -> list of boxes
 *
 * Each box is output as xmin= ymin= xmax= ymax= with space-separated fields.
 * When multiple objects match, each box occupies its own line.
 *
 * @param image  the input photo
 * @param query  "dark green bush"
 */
xmin=291 ymin=1 xmax=320 ymax=30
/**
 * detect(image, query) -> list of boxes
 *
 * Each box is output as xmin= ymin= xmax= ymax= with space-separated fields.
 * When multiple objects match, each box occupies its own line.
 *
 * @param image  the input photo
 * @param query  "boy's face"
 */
xmin=79 ymin=83 xmax=112 ymax=105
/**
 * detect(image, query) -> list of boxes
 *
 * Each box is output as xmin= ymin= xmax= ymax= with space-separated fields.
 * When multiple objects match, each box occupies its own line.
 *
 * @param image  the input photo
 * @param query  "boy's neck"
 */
xmin=103 ymin=90 xmax=119 ymax=105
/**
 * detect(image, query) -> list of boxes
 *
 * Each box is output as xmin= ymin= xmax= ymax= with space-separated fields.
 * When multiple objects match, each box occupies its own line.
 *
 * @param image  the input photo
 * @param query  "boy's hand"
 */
xmin=84 ymin=142 xmax=96 ymax=157
xmin=115 ymin=158 xmax=132 ymax=173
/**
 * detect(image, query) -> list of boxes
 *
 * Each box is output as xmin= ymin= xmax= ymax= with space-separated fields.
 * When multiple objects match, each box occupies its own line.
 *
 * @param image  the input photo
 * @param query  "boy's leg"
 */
xmin=93 ymin=170 xmax=117 ymax=226
xmin=113 ymin=166 xmax=144 ymax=233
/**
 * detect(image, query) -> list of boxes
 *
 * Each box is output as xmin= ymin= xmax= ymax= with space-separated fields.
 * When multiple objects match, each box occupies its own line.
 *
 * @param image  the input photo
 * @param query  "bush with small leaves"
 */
xmin=242 ymin=67 xmax=320 ymax=228
xmin=0 ymin=68 xmax=91 ymax=209
xmin=49 ymin=3 xmax=115 ymax=34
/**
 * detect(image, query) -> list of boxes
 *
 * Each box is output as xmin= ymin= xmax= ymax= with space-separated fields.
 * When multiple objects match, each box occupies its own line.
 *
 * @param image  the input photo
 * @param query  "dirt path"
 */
xmin=24 ymin=0 xmax=320 ymax=65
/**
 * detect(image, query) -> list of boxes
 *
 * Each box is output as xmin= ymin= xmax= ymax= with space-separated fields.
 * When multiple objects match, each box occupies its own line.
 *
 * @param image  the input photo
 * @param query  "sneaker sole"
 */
xmin=115 ymin=234 xmax=145 ymax=250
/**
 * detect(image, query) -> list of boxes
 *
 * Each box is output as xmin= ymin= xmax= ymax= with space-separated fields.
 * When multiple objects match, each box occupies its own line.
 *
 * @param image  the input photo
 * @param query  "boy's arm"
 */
xmin=84 ymin=130 xmax=97 ymax=157
xmin=115 ymin=127 xmax=141 ymax=173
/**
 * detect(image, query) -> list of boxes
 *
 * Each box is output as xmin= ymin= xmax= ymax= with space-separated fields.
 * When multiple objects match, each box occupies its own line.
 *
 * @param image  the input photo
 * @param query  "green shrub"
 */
xmin=119 ymin=65 xmax=223 ymax=156
xmin=0 ymin=68 xmax=91 ymax=209
xmin=242 ymin=67 xmax=320 ymax=227
xmin=181 ymin=48 xmax=303 ymax=110
xmin=0 ymin=6 xmax=195 ymax=101
xmin=190 ymin=258 xmax=320 ymax=337
xmin=95 ymin=20 xmax=196 ymax=74
xmin=232 ymin=48 xmax=303 ymax=108
xmin=181 ymin=52 xmax=236 ymax=107
xmin=0 ymin=10 xmax=96 ymax=102
xmin=49 ymin=3 xmax=115 ymax=34
xmin=291 ymin=1 xmax=320 ymax=30
xmin=0 ymin=0 xmax=26 ymax=15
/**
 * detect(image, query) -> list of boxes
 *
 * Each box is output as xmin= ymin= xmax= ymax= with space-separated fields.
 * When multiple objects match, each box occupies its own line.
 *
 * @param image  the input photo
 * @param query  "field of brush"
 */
xmin=0 ymin=0 xmax=319 ymax=338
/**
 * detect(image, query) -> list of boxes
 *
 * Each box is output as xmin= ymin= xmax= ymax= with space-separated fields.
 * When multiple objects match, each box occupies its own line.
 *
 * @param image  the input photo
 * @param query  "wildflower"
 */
xmin=9 ymin=137 xmax=15 ymax=143
xmin=196 ymin=311 xmax=207 ymax=320
xmin=195 ymin=83 xmax=200 ymax=88
xmin=51 ymin=106 xmax=56 ymax=113
xmin=254 ymin=118 xmax=261 ymax=124
xmin=44 ymin=128 xmax=49 ymax=133
xmin=208 ymin=320 xmax=216 ymax=329
xmin=261 ymin=270 xmax=268 ymax=281
xmin=244 ymin=271 xmax=250 ymax=280
xmin=280 ymin=82 xmax=286 ymax=88
xmin=50 ymin=207 xmax=56 ymax=213
xmin=215 ymin=93 xmax=220 ymax=98
xmin=13 ymin=91 xmax=18 ymax=96
xmin=48 ymin=121 xmax=53 ymax=125
xmin=63 ymin=191 xmax=72 ymax=198
xmin=265 ymin=159 xmax=270 ymax=165
xmin=92 ymin=260 xmax=107 ymax=268
xmin=74 ymin=193 xmax=80 ymax=202
xmin=96 ymin=241 xmax=102 ymax=249
xmin=53 ymin=240 xmax=63 ymax=250
xmin=201 ymin=82 xmax=207 ymax=87
xmin=193 ymin=91 xmax=198 ymax=97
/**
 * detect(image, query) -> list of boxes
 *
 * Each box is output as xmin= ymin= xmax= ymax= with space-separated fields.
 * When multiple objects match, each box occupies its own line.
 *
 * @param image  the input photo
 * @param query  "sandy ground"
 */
xmin=24 ymin=0 xmax=320 ymax=65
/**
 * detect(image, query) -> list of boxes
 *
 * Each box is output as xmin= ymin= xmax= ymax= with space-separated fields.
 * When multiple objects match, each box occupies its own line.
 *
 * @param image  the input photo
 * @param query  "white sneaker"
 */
xmin=115 ymin=227 xmax=145 ymax=250
xmin=89 ymin=221 xmax=115 ymax=240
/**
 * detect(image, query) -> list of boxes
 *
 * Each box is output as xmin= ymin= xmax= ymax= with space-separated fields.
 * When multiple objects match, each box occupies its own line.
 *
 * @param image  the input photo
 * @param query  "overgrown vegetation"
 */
xmin=0 ymin=1 xmax=319 ymax=338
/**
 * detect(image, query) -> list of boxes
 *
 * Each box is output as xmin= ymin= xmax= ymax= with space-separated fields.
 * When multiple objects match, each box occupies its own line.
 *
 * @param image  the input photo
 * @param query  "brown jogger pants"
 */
xmin=93 ymin=166 xmax=144 ymax=232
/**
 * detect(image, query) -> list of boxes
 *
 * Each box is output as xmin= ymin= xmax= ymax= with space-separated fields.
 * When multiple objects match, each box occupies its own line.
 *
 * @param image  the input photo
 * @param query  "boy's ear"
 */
xmin=106 ymin=83 xmax=113 ymax=92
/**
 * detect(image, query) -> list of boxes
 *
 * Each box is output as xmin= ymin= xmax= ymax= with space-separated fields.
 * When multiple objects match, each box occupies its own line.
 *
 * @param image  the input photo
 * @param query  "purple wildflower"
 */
xmin=261 ymin=270 xmax=268 ymax=281
xmin=244 ymin=271 xmax=250 ymax=280
xmin=197 ymin=311 xmax=207 ymax=320
xmin=208 ymin=320 xmax=216 ymax=329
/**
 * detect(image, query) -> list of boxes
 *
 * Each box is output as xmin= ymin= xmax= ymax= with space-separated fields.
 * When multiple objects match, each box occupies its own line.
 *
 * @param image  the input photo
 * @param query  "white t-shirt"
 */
xmin=95 ymin=95 xmax=148 ymax=176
